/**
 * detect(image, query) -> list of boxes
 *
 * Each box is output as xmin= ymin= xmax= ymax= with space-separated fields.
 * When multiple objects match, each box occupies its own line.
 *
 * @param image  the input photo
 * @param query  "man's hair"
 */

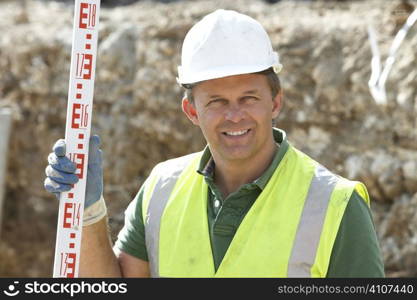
xmin=182 ymin=67 xmax=281 ymax=104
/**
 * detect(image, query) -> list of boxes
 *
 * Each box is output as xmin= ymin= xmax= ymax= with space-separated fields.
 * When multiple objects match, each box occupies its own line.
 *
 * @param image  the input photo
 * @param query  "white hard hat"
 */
xmin=177 ymin=9 xmax=283 ymax=85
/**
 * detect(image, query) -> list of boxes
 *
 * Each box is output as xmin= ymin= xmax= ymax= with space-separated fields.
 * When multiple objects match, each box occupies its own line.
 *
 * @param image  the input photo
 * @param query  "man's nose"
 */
xmin=224 ymin=104 xmax=246 ymax=123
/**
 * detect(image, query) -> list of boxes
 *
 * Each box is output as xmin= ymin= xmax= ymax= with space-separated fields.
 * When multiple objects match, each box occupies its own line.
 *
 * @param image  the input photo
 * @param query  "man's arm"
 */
xmin=114 ymin=247 xmax=150 ymax=277
xmin=45 ymin=136 xmax=151 ymax=277
xmin=113 ymin=187 xmax=151 ymax=276
xmin=79 ymin=218 xmax=121 ymax=277
xmin=79 ymin=217 xmax=150 ymax=277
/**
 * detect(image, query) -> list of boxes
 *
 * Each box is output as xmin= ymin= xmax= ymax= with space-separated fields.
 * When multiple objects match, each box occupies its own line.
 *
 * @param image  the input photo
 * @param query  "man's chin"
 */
xmin=218 ymin=147 xmax=254 ymax=162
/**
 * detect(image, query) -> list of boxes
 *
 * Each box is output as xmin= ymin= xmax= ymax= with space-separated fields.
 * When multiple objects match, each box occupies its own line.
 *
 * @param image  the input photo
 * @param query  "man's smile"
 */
xmin=222 ymin=129 xmax=251 ymax=136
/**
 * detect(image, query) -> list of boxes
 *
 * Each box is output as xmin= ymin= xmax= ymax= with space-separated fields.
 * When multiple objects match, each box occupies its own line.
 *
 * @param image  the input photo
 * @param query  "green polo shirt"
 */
xmin=115 ymin=128 xmax=385 ymax=277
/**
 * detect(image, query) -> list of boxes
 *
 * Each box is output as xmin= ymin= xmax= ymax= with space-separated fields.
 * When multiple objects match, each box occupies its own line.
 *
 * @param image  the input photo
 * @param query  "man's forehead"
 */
xmin=194 ymin=73 xmax=269 ymax=94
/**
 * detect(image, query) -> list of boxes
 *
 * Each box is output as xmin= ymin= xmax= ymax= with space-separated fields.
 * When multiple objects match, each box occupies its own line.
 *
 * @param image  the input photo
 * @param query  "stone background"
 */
xmin=0 ymin=0 xmax=416 ymax=276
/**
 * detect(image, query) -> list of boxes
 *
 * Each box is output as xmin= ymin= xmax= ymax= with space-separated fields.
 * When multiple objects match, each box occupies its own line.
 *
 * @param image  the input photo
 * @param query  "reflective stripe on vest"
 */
xmin=287 ymin=165 xmax=338 ymax=277
xmin=145 ymin=172 xmax=178 ymax=278
xmin=143 ymin=148 xmax=367 ymax=277
xmin=144 ymin=154 xmax=198 ymax=277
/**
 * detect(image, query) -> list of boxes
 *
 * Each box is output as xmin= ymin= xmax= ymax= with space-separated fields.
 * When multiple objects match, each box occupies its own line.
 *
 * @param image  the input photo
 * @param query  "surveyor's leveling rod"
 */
xmin=53 ymin=0 xmax=101 ymax=278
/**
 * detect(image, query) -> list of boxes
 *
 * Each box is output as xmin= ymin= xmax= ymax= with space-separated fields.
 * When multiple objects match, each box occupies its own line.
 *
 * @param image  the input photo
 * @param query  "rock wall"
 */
xmin=0 ymin=0 xmax=416 ymax=276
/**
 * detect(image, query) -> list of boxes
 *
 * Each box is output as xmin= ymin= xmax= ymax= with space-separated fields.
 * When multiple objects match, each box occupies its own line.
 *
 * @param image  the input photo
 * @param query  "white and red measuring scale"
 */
xmin=53 ymin=0 xmax=101 ymax=278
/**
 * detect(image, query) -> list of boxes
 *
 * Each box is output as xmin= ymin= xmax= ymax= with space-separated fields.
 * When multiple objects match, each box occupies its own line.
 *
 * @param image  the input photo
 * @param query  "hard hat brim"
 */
xmin=178 ymin=61 xmax=282 ymax=85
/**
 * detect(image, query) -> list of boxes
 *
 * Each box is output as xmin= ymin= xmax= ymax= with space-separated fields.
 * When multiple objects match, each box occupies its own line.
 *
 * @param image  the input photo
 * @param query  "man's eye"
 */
xmin=242 ymin=96 xmax=257 ymax=101
xmin=207 ymin=99 xmax=223 ymax=106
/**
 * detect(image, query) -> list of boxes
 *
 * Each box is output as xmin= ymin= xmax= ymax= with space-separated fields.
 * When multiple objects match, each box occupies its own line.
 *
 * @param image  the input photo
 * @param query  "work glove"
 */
xmin=44 ymin=134 xmax=107 ymax=225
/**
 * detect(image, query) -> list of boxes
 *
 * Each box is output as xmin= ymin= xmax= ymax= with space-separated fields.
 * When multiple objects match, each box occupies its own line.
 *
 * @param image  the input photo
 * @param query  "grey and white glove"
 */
xmin=44 ymin=134 xmax=107 ymax=226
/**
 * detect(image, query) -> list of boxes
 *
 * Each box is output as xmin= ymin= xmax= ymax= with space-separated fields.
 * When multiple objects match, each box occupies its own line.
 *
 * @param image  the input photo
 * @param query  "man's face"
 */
xmin=182 ymin=73 xmax=282 ymax=164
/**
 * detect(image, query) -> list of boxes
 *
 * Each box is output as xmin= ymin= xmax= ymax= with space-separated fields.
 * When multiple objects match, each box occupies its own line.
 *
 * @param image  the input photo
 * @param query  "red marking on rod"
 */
xmin=63 ymin=203 xmax=74 ymax=228
xmin=79 ymin=3 xmax=89 ymax=29
xmin=76 ymin=204 xmax=81 ymax=229
xmin=74 ymin=153 xmax=85 ymax=179
xmin=76 ymin=93 xmax=82 ymax=99
xmin=68 ymin=193 xmax=74 ymax=198
xmin=62 ymin=252 xmax=77 ymax=278
xmin=60 ymin=252 xmax=63 ymax=276
xmin=71 ymin=103 xmax=89 ymax=129
xmin=63 ymin=202 xmax=82 ymax=229
xmin=68 ymin=152 xmax=86 ymax=179
xmin=77 ymin=83 xmax=82 ymax=89
xmin=76 ymin=52 xmax=79 ymax=80
xmin=75 ymin=53 xmax=93 ymax=80
xmin=71 ymin=104 xmax=81 ymax=129
xmin=70 ymin=233 xmax=76 ymax=239
xmin=79 ymin=3 xmax=96 ymax=29
xmin=86 ymin=44 xmax=91 ymax=50
xmin=69 ymin=243 xmax=75 ymax=249
xmin=78 ymin=133 xmax=84 ymax=139
xmin=86 ymin=33 xmax=92 ymax=39
xmin=77 ymin=144 xmax=83 ymax=149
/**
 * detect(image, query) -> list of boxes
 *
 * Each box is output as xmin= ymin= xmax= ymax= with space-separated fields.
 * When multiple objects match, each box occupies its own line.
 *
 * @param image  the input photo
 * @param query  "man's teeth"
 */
xmin=225 ymin=129 xmax=249 ymax=136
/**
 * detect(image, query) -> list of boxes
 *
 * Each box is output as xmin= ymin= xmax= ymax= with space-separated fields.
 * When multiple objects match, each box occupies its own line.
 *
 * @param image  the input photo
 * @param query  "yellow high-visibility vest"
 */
xmin=142 ymin=145 xmax=369 ymax=277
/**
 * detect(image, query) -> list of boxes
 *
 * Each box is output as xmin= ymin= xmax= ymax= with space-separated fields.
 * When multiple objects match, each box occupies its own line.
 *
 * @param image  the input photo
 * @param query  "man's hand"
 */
xmin=44 ymin=135 xmax=105 ymax=224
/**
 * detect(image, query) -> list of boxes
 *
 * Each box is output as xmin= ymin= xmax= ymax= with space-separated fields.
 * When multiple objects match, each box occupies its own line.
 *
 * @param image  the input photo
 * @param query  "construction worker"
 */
xmin=45 ymin=9 xmax=384 ymax=277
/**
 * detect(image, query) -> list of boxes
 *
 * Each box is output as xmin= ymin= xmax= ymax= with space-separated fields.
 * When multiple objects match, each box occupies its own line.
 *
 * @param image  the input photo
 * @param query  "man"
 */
xmin=45 ymin=9 xmax=384 ymax=277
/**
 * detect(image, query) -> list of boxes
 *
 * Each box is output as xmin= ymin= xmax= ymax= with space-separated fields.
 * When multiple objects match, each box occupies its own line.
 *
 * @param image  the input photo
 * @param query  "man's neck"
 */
xmin=213 ymin=140 xmax=278 ymax=199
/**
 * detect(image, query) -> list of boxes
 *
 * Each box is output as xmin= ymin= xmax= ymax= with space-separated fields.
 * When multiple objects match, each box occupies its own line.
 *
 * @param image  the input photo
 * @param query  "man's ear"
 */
xmin=272 ymin=90 xmax=283 ymax=119
xmin=182 ymin=97 xmax=199 ymax=126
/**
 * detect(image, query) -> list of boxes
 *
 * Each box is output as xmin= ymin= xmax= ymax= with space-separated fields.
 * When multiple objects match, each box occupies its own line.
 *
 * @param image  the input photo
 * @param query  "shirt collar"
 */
xmin=196 ymin=127 xmax=289 ymax=190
